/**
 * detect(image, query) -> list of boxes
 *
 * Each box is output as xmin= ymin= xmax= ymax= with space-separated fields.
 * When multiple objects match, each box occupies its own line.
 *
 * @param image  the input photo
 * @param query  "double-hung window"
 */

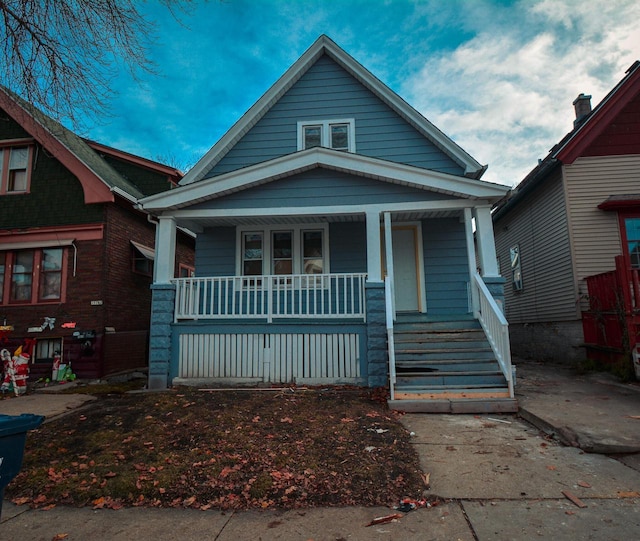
xmin=0 ymin=144 xmax=33 ymax=194
xmin=239 ymin=225 xmax=328 ymax=277
xmin=0 ymin=248 xmax=65 ymax=305
xmin=298 ymin=119 xmax=355 ymax=152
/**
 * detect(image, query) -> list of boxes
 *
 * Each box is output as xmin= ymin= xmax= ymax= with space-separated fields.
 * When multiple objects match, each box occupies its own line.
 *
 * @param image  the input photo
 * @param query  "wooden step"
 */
xmin=388 ymin=397 xmax=518 ymax=413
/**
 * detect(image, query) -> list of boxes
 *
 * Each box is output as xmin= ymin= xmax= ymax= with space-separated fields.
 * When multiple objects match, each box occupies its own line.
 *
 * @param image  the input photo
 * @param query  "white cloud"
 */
xmin=403 ymin=0 xmax=640 ymax=186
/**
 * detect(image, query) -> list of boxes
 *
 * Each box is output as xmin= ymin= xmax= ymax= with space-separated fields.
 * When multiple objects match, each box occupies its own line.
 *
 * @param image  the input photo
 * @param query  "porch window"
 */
xmin=1 ymin=247 xmax=64 ymax=304
xmin=239 ymin=225 xmax=328 ymax=276
xmin=303 ymin=230 xmax=324 ymax=274
xmin=272 ymin=231 xmax=293 ymax=274
xmin=0 ymin=145 xmax=33 ymax=194
xmin=242 ymin=232 xmax=263 ymax=275
xmin=298 ymin=119 xmax=355 ymax=152
xmin=625 ymin=218 xmax=640 ymax=268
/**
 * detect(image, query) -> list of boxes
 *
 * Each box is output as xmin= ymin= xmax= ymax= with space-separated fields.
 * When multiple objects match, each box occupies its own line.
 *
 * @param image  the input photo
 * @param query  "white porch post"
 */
xmin=383 ymin=211 xmax=395 ymax=318
xmin=366 ymin=211 xmax=382 ymax=282
xmin=154 ymin=216 xmax=177 ymax=284
xmin=474 ymin=205 xmax=500 ymax=278
xmin=464 ymin=208 xmax=479 ymax=314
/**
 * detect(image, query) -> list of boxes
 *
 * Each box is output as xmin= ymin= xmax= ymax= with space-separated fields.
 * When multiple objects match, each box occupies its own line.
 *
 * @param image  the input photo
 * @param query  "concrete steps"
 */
xmin=389 ymin=315 xmax=517 ymax=413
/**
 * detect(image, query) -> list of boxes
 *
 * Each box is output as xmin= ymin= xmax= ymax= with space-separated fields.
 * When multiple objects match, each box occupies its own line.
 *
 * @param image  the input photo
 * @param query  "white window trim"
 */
xmin=236 ymin=223 xmax=330 ymax=276
xmin=297 ymin=119 xmax=356 ymax=152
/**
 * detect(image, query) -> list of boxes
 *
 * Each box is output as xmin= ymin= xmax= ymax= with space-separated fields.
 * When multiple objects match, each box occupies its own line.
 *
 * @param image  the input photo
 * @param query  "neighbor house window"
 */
xmin=178 ymin=264 xmax=195 ymax=278
xmin=0 ymin=253 xmax=4 ymax=304
xmin=239 ymin=225 xmax=328 ymax=276
xmin=131 ymin=241 xmax=154 ymax=276
xmin=35 ymin=338 xmax=63 ymax=364
xmin=510 ymin=245 xmax=523 ymax=291
xmin=1 ymin=248 xmax=65 ymax=305
xmin=297 ymin=119 xmax=355 ymax=152
xmin=624 ymin=218 xmax=640 ymax=269
xmin=0 ymin=145 xmax=33 ymax=194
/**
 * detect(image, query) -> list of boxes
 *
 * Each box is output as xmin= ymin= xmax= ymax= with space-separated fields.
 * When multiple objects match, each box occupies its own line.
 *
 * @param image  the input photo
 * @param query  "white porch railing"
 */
xmin=473 ymin=273 xmax=514 ymax=398
xmin=172 ymin=273 xmax=367 ymax=323
xmin=385 ymin=277 xmax=397 ymax=400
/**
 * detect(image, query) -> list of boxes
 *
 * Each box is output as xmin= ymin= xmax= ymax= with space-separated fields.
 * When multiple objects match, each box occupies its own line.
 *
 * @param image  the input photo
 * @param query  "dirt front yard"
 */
xmin=7 ymin=386 xmax=427 ymax=511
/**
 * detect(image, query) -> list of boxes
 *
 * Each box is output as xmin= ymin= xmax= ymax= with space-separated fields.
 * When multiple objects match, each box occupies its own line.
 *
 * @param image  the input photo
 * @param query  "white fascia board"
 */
xmin=166 ymin=198 xmax=498 ymax=221
xmin=140 ymin=148 xmax=506 ymax=213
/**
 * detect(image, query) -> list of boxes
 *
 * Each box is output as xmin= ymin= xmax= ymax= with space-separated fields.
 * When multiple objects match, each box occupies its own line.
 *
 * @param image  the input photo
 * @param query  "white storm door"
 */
xmin=392 ymin=227 xmax=420 ymax=312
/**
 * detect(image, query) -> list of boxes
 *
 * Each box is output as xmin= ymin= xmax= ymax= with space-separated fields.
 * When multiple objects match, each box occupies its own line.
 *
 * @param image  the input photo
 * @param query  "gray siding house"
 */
xmin=493 ymin=61 xmax=640 ymax=367
xmin=140 ymin=36 xmax=513 ymax=412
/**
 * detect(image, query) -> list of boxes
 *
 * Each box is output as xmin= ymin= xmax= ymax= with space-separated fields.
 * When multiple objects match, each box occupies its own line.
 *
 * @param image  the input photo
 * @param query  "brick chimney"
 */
xmin=573 ymin=93 xmax=592 ymax=128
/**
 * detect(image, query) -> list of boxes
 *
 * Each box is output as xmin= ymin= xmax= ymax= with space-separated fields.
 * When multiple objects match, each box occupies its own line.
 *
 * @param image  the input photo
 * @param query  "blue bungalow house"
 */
xmin=139 ymin=36 xmax=514 ymax=412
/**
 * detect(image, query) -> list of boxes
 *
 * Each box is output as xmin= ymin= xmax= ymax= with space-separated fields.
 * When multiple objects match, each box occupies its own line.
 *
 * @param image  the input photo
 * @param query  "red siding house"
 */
xmin=0 ymin=86 xmax=195 ymax=382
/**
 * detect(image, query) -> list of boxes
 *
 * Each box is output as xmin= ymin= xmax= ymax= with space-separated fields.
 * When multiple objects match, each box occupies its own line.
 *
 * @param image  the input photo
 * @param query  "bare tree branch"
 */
xmin=0 ymin=0 xmax=193 ymax=131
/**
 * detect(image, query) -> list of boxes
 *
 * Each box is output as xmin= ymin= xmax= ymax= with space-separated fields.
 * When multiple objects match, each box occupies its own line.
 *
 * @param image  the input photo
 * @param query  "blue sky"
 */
xmin=85 ymin=0 xmax=640 ymax=186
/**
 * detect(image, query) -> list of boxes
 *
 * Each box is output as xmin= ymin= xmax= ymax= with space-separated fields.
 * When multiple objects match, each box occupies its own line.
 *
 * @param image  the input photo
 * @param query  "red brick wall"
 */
xmin=103 ymin=330 xmax=148 ymax=375
xmin=104 ymin=203 xmax=156 ymax=331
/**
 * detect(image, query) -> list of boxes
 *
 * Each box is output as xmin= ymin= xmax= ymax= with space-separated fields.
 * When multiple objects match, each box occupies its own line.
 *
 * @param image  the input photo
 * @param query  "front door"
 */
xmin=391 ymin=227 xmax=421 ymax=312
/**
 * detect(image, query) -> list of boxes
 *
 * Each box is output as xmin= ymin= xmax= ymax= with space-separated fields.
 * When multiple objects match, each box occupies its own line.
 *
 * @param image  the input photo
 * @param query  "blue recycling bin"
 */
xmin=0 ymin=414 xmax=44 ymax=519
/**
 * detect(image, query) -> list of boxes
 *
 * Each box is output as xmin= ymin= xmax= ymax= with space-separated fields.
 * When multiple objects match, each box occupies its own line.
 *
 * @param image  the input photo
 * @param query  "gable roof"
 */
xmin=181 ymin=35 xmax=485 ymax=186
xmin=140 ymin=147 xmax=507 ymax=213
xmin=0 ymin=86 xmax=179 ymax=203
xmin=556 ymin=60 xmax=640 ymax=164
xmin=493 ymin=60 xmax=640 ymax=221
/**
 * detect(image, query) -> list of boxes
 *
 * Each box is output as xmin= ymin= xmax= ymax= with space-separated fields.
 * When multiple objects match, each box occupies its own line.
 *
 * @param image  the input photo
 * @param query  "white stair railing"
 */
xmin=473 ymin=273 xmax=514 ymax=398
xmin=385 ymin=277 xmax=396 ymax=400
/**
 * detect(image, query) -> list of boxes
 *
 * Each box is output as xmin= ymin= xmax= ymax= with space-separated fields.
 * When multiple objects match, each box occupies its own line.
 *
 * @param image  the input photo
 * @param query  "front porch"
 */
xmin=141 ymin=149 xmax=515 ymax=411
xmin=151 ymin=263 xmax=515 ymax=412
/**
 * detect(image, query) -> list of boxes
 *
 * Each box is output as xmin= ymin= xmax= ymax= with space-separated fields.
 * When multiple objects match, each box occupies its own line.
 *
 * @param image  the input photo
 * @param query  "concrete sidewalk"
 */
xmin=515 ymin=360 xmax=640 ymax=454
xmin=2 ymin=361 xmax=640 ymax=540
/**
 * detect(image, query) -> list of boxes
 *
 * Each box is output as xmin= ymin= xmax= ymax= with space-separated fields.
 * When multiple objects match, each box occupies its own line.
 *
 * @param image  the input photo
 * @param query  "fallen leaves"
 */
xmin=9 ymin=388 xmax=425 ymax=512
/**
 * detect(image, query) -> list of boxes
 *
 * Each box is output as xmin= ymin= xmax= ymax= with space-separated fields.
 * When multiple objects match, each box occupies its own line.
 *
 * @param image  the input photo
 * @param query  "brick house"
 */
xmin=0 ymin=86 xmax=195 ymax=381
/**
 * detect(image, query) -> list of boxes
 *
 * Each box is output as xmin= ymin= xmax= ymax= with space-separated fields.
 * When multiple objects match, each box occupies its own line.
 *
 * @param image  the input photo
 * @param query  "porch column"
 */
xmin=148 ymin=216 xmax=177 ymax=390
xmin=473 ymin=205 xmax=506 ymax=312
xmin=383 ymin=212 xmax=395 ymax=318
xmin=148 ymin=283 xmax=175 ymax=390
xmin=154 ymin=216 xmax=177 ymax=284
xmin=366 ymin=211 xmax=382 ymax=282
xmin=365 ymin=211 xmax=387 ymax=387
xmin=464 ymin=208 xmax=479 ymax=314
xmin=474 ymin=205 xmax=500 ymax=278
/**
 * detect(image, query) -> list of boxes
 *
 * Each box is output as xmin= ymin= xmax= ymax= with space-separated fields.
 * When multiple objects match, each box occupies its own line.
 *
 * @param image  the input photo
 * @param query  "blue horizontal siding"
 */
xmin=422 ymin=218 xmax=470 ymax=315
xmin=330 ymin=222 xmax=367 ymax=273
xmin=207 ymin=54 xmax=463 ymax=178
xmin=196 ymin=227 xmax=235 ymax=276
xmin=191 ymin=169 xmax=452 ymax=210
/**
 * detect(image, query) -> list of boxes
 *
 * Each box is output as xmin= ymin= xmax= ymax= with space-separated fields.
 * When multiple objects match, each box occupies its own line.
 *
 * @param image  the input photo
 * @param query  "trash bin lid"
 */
xmin=0 ymin=414 xmax=45 ymax=437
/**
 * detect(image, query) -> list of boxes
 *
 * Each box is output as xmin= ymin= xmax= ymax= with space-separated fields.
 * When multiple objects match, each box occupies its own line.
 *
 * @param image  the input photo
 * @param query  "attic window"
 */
xmin=0 ymin=144 xmax=34 ymax=194
xmin=298 ymin=119 xmax=355 ymax=152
